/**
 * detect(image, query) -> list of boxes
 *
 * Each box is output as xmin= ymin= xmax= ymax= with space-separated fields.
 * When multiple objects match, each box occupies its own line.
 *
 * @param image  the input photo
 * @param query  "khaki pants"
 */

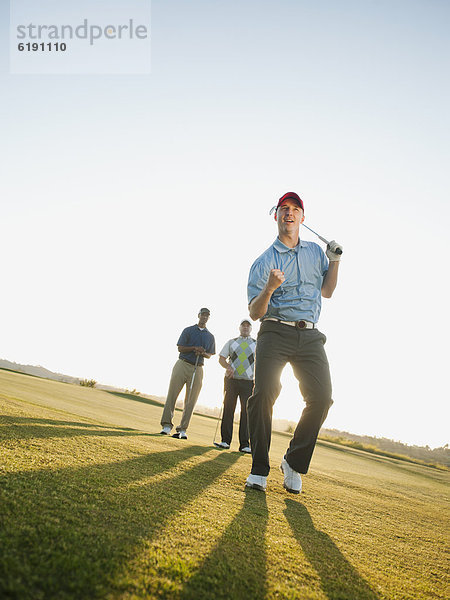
xmin=161 ymin=359 xmax=204 ymax=432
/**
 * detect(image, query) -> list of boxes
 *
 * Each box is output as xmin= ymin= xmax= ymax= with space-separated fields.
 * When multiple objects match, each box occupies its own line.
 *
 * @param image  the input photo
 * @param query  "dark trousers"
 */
xmin=220 ymin=377 xmax=253 ymax=450
xmin=247 ymin=320 xmax=333 ymax=476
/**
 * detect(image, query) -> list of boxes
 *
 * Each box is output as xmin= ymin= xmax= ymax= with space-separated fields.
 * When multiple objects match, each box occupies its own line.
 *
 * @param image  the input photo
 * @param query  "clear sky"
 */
xmin=1 ymin=0 xmax=449 ymax=448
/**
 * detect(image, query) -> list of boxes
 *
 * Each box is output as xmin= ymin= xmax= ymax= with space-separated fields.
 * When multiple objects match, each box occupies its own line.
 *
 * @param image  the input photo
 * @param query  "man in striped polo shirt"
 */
xmin=214 ymin=319 xmax=256 ymax=453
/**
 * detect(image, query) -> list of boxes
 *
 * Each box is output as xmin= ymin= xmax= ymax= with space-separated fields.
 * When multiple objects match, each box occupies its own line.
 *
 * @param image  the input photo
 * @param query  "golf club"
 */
xmin=301 ymin=223 xmax=343 ymax=255
xmin=213 ymin=399 xmax=225 ymax=447
xmin=186 ymin=353 xmax=200 ymax=402
xmin=172 ymin=353 xmax=199 ymax=438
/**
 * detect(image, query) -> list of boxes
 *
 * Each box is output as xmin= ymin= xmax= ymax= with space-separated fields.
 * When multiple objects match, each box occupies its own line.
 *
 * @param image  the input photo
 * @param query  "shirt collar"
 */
xmin=273 ymin=237 xmax=307 ymax=253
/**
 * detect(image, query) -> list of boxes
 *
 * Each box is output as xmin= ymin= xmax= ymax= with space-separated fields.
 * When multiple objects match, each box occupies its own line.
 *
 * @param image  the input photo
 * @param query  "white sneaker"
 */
xmin=245 ymin=474 xmax=267 ymax=491
xmin=280 ymin=458 xmax=302 ymax=494
xmin=160 ymin=426 xmax=171 ymax=435
xmin=214 ymin=441 xmax=230 ymax=449
xmin=178 ymin=430 xmax=188 ymax=439
xmin=240 ymin=446 xmax=251 ymax=454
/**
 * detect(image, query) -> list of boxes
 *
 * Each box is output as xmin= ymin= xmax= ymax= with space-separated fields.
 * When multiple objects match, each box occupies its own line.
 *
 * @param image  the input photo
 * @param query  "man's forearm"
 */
xmin=249 ymin=269 xmax=285 ymax=320
xmin=219 ymin=356 xmax=229 ymax=369
xmin=322 ymin=261 xmax=339 ymax=298
xmin=249 ymin=286 xmax=273 ymax=320
xmin=178 ymin=345 xmax=212 ymax=358
xmin=178 ymin=346 xmax=194 ymax=354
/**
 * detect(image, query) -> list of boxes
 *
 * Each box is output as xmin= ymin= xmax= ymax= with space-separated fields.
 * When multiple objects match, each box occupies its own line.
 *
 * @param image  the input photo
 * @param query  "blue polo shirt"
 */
xmin=247 ymin=237 xmax=328 ymax=323
xmin=177 ymin=325 xmax=216 ymax=366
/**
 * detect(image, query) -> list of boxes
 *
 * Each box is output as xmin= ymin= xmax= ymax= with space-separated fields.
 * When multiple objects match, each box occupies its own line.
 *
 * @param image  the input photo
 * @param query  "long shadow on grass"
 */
xmin=178 ymin=489 xmax=268 ymax=600
xmin=106 ymin=390 xmax=164 ymax=408
xmin=0 ymin=446 xmax=240 ymax=600
xmin=0 ymin=415 xmax=143 ymax=441
xmin=284 ymin=500 xmax=379 ymax=600
xmin=0 ymin=415 xmax=135 ymax=430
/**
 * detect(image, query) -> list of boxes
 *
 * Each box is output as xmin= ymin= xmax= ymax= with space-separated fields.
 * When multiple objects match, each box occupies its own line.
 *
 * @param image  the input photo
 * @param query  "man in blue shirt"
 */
xmin=245 ymin=192 xmax=342 ymax=493
xmin=160 ymin=308 xmax=215 ymax=439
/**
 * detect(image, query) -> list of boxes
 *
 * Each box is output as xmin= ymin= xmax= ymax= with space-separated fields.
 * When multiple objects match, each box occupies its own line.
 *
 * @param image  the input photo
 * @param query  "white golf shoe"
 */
xmin=214 ymin=441 xmax=230 ymax=449
xmin=240 ymin=447 xmax=252 ymax=454
xmin=280 ymin=458 xmax=302 ymax=494
xmin=160 ymin=426 xmax=171 ymax=435
xmin=172 ymin=430 xmax=188 ymax=439
xmin=245 ymin=474 xmax=267 ymax=492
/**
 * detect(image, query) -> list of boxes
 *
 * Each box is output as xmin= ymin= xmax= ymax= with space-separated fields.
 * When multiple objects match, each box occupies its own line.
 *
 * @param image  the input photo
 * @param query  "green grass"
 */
xmin=0 ymin=369 xmax=448 ymax=600
xmin=317 ymin=435 xmax=448 ymax=470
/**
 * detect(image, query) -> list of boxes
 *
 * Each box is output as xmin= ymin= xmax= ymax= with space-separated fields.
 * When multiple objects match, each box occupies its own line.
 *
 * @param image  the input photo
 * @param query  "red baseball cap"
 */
xmin=276 ymin=192 xmax=304 ymax=213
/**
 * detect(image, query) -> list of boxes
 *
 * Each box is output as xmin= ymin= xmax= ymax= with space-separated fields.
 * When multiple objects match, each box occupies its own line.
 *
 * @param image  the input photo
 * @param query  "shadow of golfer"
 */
xmin=106 ymin=391 xmax=164 ymax=408
xmin=0 ymin=415 xmax=141 ymax=440
xmin=0 ymin=415 xmax=134 ymax=429
xmin=179 ymin=489 xmax=269 ymax=600
xmin=284 ymin=500 xmax=380 ymax=600
xmin=1 ymin=447 xmax=242 ymax=599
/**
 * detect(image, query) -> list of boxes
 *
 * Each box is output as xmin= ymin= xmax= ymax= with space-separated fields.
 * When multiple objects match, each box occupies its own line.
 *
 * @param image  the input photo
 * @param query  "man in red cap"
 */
xmin=245 ymin=192 xmax=343 ymax=493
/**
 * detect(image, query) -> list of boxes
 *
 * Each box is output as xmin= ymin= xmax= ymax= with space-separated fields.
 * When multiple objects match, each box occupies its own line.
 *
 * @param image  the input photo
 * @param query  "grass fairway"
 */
xmin=0 ymin=369 xmax=448 ymax=600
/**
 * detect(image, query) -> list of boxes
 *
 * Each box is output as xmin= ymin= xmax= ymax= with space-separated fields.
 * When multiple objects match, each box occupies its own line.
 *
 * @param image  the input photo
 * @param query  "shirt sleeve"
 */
xmin=177 ymin=327 xmax=190 ymax=347
xmin=219 ymin=339 xmax=231 ymax=358
xmin=247 ymin=259 xmax=269 ymax=305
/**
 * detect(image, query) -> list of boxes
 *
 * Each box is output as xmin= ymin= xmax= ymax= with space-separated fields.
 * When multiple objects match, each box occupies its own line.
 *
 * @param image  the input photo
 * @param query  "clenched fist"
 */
xmin=266 ymin=269 xmax=285 ymax=292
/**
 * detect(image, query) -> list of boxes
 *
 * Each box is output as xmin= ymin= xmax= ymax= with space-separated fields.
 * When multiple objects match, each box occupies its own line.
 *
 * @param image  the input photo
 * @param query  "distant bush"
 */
xmin=80 ymin=379 xmax=97 ymax=388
